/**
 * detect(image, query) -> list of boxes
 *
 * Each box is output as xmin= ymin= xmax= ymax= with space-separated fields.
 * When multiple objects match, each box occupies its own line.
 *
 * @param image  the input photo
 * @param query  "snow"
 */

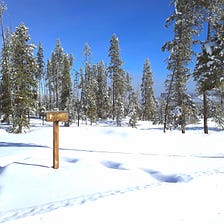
xmin=0 ymin=119 xmax=224 ymax=223
xmin=204 ymin=41 xmax=217 ymax=55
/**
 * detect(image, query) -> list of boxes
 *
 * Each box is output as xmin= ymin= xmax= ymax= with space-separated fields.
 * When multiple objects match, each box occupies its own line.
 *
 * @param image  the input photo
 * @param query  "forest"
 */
xmin=0 ymin=0 xmax=223 ymax=133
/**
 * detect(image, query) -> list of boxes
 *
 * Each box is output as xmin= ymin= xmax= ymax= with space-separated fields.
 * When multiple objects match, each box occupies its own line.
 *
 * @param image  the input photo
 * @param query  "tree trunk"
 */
xmin=181 ymin=111 xmax=186 ymax=134
xmin=203 ymin=90 xmax=208 ymax=134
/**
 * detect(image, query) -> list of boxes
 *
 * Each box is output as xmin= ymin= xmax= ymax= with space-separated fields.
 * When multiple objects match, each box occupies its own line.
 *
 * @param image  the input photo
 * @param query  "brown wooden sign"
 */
xmin=46 ymin=111 xmax=68 ymax=169
xmin=46 ymin=111 xmax=69 ymax=122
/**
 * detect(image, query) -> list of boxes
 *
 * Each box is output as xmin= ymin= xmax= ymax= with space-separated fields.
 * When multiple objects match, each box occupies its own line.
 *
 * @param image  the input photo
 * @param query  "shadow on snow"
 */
xmin=101 ymin=160 xmax=128 ymax=170
xmin=0 ymin=142 xmax=49 ymax=149
xmin=14 ymin=162 xmax=51 ymax=169
xmin=60 ymin=147 xmax=132 ymax=155
xmin=143 ymin=169 xmax=192 ymax=183
xmin=63 ymin=158 xmax=80 ymax=164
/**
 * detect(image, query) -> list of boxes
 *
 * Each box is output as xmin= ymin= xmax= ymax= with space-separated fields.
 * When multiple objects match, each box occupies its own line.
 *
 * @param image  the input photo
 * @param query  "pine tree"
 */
xmin=72 ymin=70 xmax=81 ymax=126
xmin=61 ymin=53 xmax=72 ymax=110
xmin=163 ymin=0 xmax=198 ymax=133
xmin=45 ymin=59 xmax=54 ymax=110
xmin=192 ymin=0 xmax=224 ymax=133
xmin=0 ymin=2 xmax=12 ymax=123
xmin=95 ymin=61 xmax=110 ymax=119
xmin=10 ymin=23 xmax=37 ymax=133
xmin=80 ymin=43 xmax=97 ymax=124
xmin=128 ymin=90 xmax=139 ymax=128
xmin=108 ymin=34 xmax=125 ymax=126
xmin=86 ymin=63 xmax=97 ymax=124
xmin=211 ymin=3 xmax=224 ymax=105
xmin=140 ymin=58 xmax=157 ymax=122
xmin=36 ymin=42 xmax=45 ymax=110
xmin=52 ymin=39 xmax=64 ymax=109
xmin=83 ymin=42 xmax=91 ymax=63
xmin=46 ymin=39 xmax=72 ymax=112
xmin=123 ymin=72 xmax=133 ymax=117
xmin=0 ymin=28 xmax=12 ymax=123
xmin=212 ymin=13 xmax=224 ymax=128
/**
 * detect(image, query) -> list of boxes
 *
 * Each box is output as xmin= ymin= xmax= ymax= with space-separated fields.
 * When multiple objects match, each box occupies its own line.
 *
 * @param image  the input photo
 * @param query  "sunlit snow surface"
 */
xmin=0 ymin=119 xmax=224 ymax=223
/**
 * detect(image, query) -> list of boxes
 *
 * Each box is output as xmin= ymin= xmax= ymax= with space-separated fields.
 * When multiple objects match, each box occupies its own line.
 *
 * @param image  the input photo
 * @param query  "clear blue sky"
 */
xmin=3 ymin=0 xmax=174 ymax=96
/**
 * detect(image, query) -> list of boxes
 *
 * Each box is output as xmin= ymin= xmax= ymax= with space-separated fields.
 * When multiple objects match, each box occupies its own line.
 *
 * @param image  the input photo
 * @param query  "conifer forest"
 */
xmin=0 ymin=0 xmax=223 ymax=133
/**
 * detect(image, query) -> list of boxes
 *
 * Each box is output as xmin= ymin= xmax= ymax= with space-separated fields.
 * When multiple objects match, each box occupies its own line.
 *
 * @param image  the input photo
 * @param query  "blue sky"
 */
xmin=3 ymin=0 xmax=174 ymax=96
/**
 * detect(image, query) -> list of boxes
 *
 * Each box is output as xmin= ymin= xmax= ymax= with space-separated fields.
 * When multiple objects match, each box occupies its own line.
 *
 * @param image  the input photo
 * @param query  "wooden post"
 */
xmin=53 ymin=121 xmax=59 ymax=169
xmin=46 ymin=111 xmax=68 ymax=169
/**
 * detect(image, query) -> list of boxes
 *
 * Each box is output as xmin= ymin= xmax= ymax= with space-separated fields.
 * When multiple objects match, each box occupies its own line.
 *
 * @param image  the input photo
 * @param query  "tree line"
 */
xmin=0 ymin=0 xmax=223 ymax=133
xmin=0 ymin=23 xmax=157 ymax=132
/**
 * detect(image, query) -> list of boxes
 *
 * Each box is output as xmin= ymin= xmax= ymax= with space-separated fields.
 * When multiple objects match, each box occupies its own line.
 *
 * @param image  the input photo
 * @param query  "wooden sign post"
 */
xmin=46 ymin=111 xmax=68 ymax=169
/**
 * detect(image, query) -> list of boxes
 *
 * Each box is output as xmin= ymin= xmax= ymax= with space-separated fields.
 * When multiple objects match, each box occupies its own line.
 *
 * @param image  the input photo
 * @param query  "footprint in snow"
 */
xmin=142 ymin=169 xmax=193 ymax=183
xmin=101 ymin=160 xmax=128 ymax=170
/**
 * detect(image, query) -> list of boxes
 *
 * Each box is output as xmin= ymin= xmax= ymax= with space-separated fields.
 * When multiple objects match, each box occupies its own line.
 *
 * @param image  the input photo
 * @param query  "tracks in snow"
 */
xmin=0 ymin=182 xmax=161 ymax=223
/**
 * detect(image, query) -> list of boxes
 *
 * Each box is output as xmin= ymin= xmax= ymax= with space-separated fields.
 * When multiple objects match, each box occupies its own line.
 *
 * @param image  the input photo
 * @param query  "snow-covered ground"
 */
xmin=0 ymin=119 xmax=224 ymax=224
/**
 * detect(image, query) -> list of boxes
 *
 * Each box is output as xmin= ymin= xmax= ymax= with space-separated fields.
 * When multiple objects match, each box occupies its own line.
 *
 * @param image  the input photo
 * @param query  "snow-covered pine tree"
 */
xmin=10 ymin=23 xmax=37 ymax=133
xmin=193 ymin=0 xmax=224 ymax=133
xmin=211 ymin=3 xmax=224 ymax=127
xmin=85 ymin=63 xmax=97 ymax=125
xmin=128 ymin=89 xmax=139 ymax=128
xmin=83 ymin=42 xmax=91 ymax=63
xmin=140 ymin=58 xmax=157 ymax=122
xmin=123 ymin=72 xmax=133 ymax=117
xmin=46 ymin=40 xmax=73 ymax=112
xmin=36 ymin=42 xmax=45 ymax=110
xmin=80 ymin=43 xmax=97 ymax=125
xmin=157 ymin=93 xmax=167 ymax=125
xmin=46 ymin=40 xmax=63 ymax=110
xmin=45 ymin=59 xmax=53 ymax=109
xmin=163 ymin=0 xmax=197 ymax=133
xmin=51 ymin=39 xmax=64 ymax=109
xmin=60 ymin=53 xmax=72 ymax=110
xmin=79 ymin=67 xmax=87 ymax=122
xmin=61 ymin=54 xmax=73 ymax=126
xmin=0 ymin=28 xmax=12 ymax=124
xmin=95 ymin=61 xmax=110 ymax=119
xmin=0 ymin=2 xmax=12 ymax=124
xmin=193 ymin=28 xmax=213 ymax=134
xmin=72 ymin=70 xmax=81 ymax=126
xmin=108 ymin=34 xmax=125 ymax=126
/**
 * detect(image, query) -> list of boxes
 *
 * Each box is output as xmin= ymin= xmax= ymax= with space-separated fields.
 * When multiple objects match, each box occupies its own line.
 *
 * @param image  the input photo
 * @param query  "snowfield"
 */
xmin=0 ymin=119 xmax=224 ymax=224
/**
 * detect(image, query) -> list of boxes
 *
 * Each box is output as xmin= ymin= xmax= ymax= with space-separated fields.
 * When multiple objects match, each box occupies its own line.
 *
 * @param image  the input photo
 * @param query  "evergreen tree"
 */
xmin=108 ymin=34 xmax=125 ymax=126
xmin=0 ymin=28 xmax=12 ymax=123
xmin=46 ymin=39 xmax=72 ymax=112
xmin=123 ymin=72 xmax=133 ymax=117
xmin=0 ymin=2 xmax=12 ymax=123
xmin=72 ymin=70 xmax=81 ymax=126
xmin=61 ymin=54 xmax=73 ymax=126
xmin=95 ymin=61 xmax=110 ymax=119
xmin=80 ymin=43 xmax=97 ymax=124
xmin=45 ymin=59 xmax=53 ymax=109
xmin=157 ymin=93 xmax=167 ymax=125
xmin=212 ymin=13 xmax=224 ymax=128
xmin=52 ymin=39 xmax=64 ymax=109
xmin=36 ymin=42 xmax=45 ymax=110
xmin=163 ymin=0 xmax=198 ymax=133
xmin=10 ymin=23 xmax=37 ymax=133
xmin=211 ymin=4 xmax=224 ymax=106
xmin=79 ymin=68 xmax=87 ymax=122
xmin=83 ymin=42 xmax=91 ymax=63
xmin=140 ymin=58 xmax=157 ymax=122
xmin=128 ymin=90 xmax=139 ymax=128
xmin=192 ymin=0 xmax=224 ymax=133
xmin=86 ymin=63 xmax=97 ymax=124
